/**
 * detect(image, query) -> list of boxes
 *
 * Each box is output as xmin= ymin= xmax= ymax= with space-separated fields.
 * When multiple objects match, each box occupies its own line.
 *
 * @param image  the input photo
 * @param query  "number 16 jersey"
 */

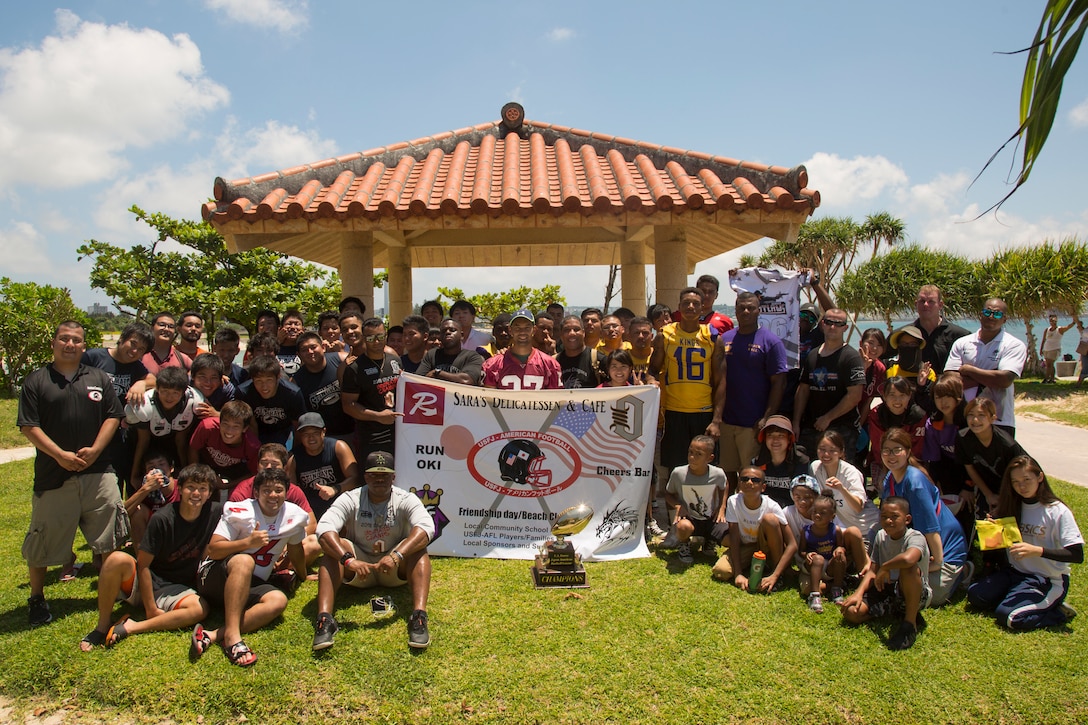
xmin=660 ymin=322 xmax=715 ymax=413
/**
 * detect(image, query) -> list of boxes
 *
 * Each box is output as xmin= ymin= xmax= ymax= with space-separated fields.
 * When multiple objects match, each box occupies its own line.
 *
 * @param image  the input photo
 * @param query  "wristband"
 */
xmin=389 ymin=549 xmax=404 ymax=563
xmin=332 ymin=483 xmax=342 ymax=494
xmin=339 ymin=551 xmax=355 ymax=565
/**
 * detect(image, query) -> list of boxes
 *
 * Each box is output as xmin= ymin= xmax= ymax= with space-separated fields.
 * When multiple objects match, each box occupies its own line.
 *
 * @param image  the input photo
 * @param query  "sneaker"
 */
xmin=676 ymin=542 xmax=694 ymax=563
xmin=701 ymin=538 xmax=718 ymax=557
xmin=829 ymin=587 xmax=845 ymax=604
xmin=27 ymin=595 xmax=52 ymax=626
xmin=645 ymin=519 xmax=667 ymax=541
xmin=312 ymin=613 xmax=338 ymax=651
xmin=408 ymin=609 xmax=430 ymax=649
xmin=660 ymin=525 xmax=680 ymax=550
xmin=888 ymin=620 xmax=919 ymax=650
xmin=1061 ymin=603 xmax=1078 ymax=622
xmin=807 ymin=592 xmax=824 ymax=613
xmin=916 ymin=612 xmax=927 ymax=631
xmin=958 ymin=560 xmax=976 ymax=591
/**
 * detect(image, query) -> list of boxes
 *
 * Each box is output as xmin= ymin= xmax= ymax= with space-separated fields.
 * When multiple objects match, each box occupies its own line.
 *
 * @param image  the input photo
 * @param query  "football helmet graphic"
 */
xmin=497 ymin=439 xmax=551 ymax=487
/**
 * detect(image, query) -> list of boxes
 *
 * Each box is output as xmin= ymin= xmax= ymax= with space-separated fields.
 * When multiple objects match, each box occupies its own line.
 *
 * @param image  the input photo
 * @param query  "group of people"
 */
xmin=16 ymin=275 xmax=1083 ymax=662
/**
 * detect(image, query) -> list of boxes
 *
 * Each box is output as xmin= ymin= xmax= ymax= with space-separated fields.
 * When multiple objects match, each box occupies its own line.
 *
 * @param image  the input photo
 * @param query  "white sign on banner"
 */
xmin=394 ymin=373 xmax=660 ymax=561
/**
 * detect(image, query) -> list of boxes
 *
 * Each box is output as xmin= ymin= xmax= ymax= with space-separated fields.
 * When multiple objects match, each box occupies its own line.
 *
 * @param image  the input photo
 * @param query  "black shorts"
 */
xmin=660 ymin=410 xmax=715 ymax=470
xmin=197 ymin=556 xmax=278 ymax=609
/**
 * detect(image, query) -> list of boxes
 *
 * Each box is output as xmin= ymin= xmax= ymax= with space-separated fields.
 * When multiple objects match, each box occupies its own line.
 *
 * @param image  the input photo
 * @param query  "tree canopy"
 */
xmin=434 ymin=285 xmax=565 ymax=323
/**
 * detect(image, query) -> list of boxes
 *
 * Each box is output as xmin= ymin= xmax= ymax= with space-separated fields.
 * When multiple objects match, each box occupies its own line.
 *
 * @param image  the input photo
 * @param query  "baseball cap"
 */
xmin=790 ymin=474 xmax=821 ymax=495
xmin=511 ymin=308 xmax=534 ymax=324
xmin=758 ymin=415 xmax=794 ymax=442
xmin=365 ymin=451 xmax=395 ymax=473
xmin=297 ymin=412 xmax=325 ymax=430
xmin=799 ymin=302 xmax=821 ymax=319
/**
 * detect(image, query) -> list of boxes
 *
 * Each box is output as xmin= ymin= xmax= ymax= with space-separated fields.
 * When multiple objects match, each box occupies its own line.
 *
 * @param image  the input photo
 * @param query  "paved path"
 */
xmin=0 ymin=416 xmax=1085 ymax=488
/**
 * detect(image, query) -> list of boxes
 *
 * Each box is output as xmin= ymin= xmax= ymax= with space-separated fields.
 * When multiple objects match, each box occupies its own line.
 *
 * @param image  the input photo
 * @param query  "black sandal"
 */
xmin=223 ymin=640 xmax=257 ymax=667
xmin=189 ymin=624 xmax=212 ymax=662
xmin=105 ymin=615 xmax=130 ymax=647
xmin=80 ymin=629 xmax=107 ymax=651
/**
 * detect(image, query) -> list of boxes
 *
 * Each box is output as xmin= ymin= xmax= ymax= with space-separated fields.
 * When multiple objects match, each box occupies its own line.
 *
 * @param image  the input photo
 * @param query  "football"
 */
xmin=551 ymin=504 xmax=594 ymax=537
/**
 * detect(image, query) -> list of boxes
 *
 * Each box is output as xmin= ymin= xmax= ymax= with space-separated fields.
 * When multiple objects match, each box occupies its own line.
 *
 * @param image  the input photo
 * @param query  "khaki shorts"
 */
xmin=928 ymin=560 xmax=966 ymax=607
xmin=22 ymin=473 xmax=128 ymax=568
xmin=718 ymin=423 xmax=759 ymax=472
xmin=117 ymin=558 xmax=199 ymax=612
xmin=1042 ymin=349 xmax=1059 ymax=362
xmin=711 ymin=541 xmax=761 ymax=581
xmin=342 ymin=540 xmax=408 ymax=589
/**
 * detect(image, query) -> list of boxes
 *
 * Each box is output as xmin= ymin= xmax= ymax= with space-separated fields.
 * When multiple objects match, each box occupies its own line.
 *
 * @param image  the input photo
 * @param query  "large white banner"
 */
xmin=394 ymin=373 xmax=660 ymax=561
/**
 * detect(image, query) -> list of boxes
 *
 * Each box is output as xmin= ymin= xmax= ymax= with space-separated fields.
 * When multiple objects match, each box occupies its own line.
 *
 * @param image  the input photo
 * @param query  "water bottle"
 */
xmin=748 ymin=551 xmax=767 ymax=593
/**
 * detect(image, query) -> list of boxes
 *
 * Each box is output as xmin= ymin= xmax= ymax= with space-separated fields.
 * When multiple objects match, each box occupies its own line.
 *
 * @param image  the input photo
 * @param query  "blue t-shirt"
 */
xmin=882 ymin=465 xmax=967 ymax=565
xmin=720 ymin=326 xmax=789 ymax=427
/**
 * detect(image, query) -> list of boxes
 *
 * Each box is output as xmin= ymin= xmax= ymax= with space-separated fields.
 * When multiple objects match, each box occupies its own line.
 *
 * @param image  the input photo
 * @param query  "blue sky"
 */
xmin=1 ymin=2 xmax=1085 ymax=312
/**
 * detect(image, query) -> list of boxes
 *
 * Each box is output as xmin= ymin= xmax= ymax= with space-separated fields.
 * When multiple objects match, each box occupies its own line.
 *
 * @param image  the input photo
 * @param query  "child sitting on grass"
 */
xmin=663 ymin=435 xmax=727 ymax=563
xmin=124 ymin=452 xmax=178 ymax=548
xmin=839 ymin=496 xmax=931 ymax=651
xmin=712 ymin=464 xmax=797 ymax=592
xmin=967 ymin=456 xmax=1083 ymax=630
xmin=801 ymin=493 xmax=848 ymax=613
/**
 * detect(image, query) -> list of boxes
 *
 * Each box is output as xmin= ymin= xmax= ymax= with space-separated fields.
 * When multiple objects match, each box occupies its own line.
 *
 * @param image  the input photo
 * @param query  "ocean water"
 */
xmin=850 ymin=317 xmax=1080 ymax=358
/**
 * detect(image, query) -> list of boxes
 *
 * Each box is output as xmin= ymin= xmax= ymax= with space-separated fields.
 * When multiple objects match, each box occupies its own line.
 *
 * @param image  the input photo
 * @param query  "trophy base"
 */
xmin=531 ymin=565 xmax=589 ymax=589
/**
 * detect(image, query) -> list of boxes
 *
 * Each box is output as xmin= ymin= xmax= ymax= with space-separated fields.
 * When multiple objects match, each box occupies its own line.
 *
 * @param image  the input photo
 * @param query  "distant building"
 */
xmin=86 ymin=303 xmax=110 ymax=316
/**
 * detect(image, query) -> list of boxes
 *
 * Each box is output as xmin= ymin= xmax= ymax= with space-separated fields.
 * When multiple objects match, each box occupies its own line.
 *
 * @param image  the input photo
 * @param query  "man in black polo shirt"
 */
xmin=19 ymin=320 xmax=127 ymax=626
xmin=911 ymin=285 xmax=970 ymax=374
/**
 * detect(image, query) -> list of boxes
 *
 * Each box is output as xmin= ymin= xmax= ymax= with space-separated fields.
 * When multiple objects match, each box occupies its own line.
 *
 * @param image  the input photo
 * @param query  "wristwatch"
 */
xmin=339 ymin=551 xmax=355 ymax=565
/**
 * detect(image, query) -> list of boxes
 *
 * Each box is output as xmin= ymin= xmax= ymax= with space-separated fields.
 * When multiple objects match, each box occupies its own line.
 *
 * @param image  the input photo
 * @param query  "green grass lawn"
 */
xmin=0 ymin=398 xmax=27 ymax=450
xmin=1 ymin=456 xmax=1086 ymax=724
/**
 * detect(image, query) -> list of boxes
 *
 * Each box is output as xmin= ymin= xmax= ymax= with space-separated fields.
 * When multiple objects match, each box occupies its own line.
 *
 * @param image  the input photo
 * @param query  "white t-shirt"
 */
xmin=725 ymin=494 xmax=786 ymax=544
xmin=946 ymin=329 xmax=1027 ymax=428
xmin=666 ymin=464 xmax=727 ymax=521
xmin=728 ymin=267 xmax=811 ymax=369
xmin=1015 ymin=501 xmax=1083 ymax=581
xmin=213 ymin=499 xmax=309 ymax=580
xmin=810 ymin=459 xmax=879 ymax=533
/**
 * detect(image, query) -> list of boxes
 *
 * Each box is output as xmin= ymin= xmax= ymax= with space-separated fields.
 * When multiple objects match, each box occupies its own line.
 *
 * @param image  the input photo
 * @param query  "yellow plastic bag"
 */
xmin=975 ymin=517 xmax=1023 ymax=550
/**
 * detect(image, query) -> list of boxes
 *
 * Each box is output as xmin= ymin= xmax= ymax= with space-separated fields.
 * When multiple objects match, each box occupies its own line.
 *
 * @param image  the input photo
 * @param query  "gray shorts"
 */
xmin=341 ymin=540 xmax=408 ymax=589
xmin=120 ymin=564 xmax=199 ymax=612
xmin=928 ymin=560 xmax=966 ymax=607
xmin=22 ymin=472 xmax=128 ymax=568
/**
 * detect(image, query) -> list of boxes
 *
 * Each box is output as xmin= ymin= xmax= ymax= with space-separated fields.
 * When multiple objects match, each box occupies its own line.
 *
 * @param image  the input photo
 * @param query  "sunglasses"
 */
xmin=364 ymin=333 xmax=387 ymax=343
xmin=738 ymin=475 xmax=764 ymax=483
xmin=821 ymin=318 xmax=847 ymax=327
xmin=981 ymin=309 xmax=1005 ymax=320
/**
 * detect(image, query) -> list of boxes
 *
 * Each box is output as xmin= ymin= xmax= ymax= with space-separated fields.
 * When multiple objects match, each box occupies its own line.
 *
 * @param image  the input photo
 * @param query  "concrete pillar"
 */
xmin=339 ymin=232 xmax=374 ymax=317
xmin=386 ymin=246 xmax=413 ymax=324
xmin=653 ymin=227 xmax=687 ymax=309
xmin=620 ymin=230 xmax=648 ymax=314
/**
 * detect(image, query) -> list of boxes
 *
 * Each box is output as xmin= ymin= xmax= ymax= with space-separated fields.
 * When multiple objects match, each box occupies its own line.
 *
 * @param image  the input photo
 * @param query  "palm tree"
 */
xmin=978 ymin=2 xmax=1088 ymax=213
xmin=859 ymin=212 xmax=906 ymax=262
xmin=759 ymin=216 xmax=860 ymax=301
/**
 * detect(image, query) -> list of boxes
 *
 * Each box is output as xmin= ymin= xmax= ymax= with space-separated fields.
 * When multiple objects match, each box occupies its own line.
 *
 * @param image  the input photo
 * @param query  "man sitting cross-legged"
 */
xmin=191 ymin=467 xmax=308 ymax=666
xmin=79 ymin=464 xmax=222 ymax=651
xmin=311 ymin=451 xmax=435 ymax=651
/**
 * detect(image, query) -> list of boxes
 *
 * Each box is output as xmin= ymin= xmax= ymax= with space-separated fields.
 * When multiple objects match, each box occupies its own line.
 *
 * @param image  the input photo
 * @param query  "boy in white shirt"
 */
xmin=712 ymin=465 xmax=797 ymax=592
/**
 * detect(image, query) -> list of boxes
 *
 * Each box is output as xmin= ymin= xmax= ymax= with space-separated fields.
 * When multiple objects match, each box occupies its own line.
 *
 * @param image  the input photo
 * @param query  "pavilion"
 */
xmin=202 ymin=103 xmax=820 ymax=321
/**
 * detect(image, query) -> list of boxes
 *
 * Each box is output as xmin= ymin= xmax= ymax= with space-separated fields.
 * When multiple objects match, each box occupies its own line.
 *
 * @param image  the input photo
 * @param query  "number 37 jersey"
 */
xmin=213 ymin=499 xmax=309 ymax=580
xmin=660 ymin=323 xmax=715 ymax=413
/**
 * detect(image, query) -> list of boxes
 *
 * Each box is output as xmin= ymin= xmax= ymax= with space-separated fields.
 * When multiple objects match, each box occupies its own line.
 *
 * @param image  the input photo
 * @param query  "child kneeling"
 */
xmin=839 ymin=496 xmax=931 ymax=650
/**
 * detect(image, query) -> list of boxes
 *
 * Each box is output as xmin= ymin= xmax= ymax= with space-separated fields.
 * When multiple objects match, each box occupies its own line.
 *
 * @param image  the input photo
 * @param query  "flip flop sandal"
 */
xmin=189 ymin=624 xmax=213 ymax=662
xmin=223 ymin=640 xmax=257 ymax=667
xmin=60 ymin=559 xmax=83 ymax=583
xmin=105 ymin=615 xmax=130 ymax=648
xmin=80 ymin=629 xmax=107 ymax=651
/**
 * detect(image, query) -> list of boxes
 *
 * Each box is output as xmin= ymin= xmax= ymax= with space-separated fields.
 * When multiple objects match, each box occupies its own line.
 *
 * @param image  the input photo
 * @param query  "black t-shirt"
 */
xmin=18 ymin=364 xmax=125 ymax=492
xmin=556 ymin=348 xmax=604 ymax=389
xmin=342 ymin=353 xmax=401 ymax=454
xmin=292 ymin=354 xmax=353 ymax=436
xmin=912 ymin=317 xmax=971 ymax=374
xmin=140 ymin=500 xmax=223 ymax=586
xmin=800 ymin=345 xmax=866 ymax=428
xmin=238 ymin=378 xmax=306 ymax=445
xmin=757 ymin=453 xmax=811 ymax=509
xmin=416 ymin=348 xmax=484 ymax=384
xmin=954 ymin=427 xmax=1027 ymax=491
xmin=81 ymin=348 xmax=149 ymax=399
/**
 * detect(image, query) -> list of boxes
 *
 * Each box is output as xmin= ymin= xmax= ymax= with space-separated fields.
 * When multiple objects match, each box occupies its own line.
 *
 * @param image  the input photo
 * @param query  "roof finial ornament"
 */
xmin=501 ymin=102 xmax=524 ymax=131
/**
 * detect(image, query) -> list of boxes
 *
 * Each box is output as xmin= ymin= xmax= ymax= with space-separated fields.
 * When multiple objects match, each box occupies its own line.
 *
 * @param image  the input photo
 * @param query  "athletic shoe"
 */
xmin=807 ymin=592 xmax=824 ymax=614
xmin=645 ymin=519 xmax=667 ymax=541
xmin=829 ymin=587 xmax=845 ymax=604
xmin=408 ymin=609 xmax=430 ymax=649
xmin=1061 ymin=603 xmax=1078 ymax=622
xmin=677 ymin=542 xmax=694 ymax=563
xmin=888 ymin=620 xmax=919 ymax=650
xmin=27 ymin=595 xmax=51 ymax=626
xmin=958 ymin=560 xmax=976 ymax=591
xmin=660 ymin=526 xmax=680 ymax=550
xmin=701 ymin=538 xmax=718 ymax=557
xmin=312 ymin=613 xmax=338 ymax=651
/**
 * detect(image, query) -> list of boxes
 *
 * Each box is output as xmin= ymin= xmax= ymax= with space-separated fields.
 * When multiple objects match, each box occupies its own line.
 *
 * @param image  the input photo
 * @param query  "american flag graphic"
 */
xmin=549 ymin=406 xmax=644 ymax=492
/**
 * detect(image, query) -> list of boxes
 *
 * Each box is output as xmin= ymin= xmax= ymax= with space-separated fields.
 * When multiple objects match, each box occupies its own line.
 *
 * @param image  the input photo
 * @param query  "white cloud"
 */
xmin=1070 ymin=97 xmax=1088 ymax=127
xmin=204 ymin=0 xmax=309 ymax=33
xmin=899 ymin=171 xmax=970 ymax=215
xmin=547 ymin=28 xmax=574 ymax=42
xmin=0 ymin=221 xmax=65 ymax=275
xmin=803 ymin=152 xmax=909 ymax=208
xmin=215 ymin=118 xmax=339 ymax=178
xmin=0 ymin=11 xmax=229 ymax=191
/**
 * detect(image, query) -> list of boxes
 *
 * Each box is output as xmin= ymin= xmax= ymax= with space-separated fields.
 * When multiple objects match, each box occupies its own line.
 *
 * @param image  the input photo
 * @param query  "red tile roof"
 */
xmin=202 ymin=114 xmax=819 ymax=225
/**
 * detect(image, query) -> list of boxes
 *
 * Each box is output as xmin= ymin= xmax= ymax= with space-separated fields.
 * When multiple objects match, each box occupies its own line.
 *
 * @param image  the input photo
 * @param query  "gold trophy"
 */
xmin=531 ymin=503 xmax=593 ymax=588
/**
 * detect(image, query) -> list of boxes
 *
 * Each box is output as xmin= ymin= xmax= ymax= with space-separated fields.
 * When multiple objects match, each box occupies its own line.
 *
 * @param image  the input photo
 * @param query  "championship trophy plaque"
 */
xmin=531 ymin=503 xmax=593 ymax=588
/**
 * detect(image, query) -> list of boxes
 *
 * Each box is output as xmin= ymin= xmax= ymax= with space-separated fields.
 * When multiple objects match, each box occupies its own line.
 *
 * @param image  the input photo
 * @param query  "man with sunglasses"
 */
xmin=792 ymin=308 xmax=865 ymax=458
xmin=945 ymin=298 xmax=1026 ymax=436
xmin=341 ymin=316 xmax=403 ymax=461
